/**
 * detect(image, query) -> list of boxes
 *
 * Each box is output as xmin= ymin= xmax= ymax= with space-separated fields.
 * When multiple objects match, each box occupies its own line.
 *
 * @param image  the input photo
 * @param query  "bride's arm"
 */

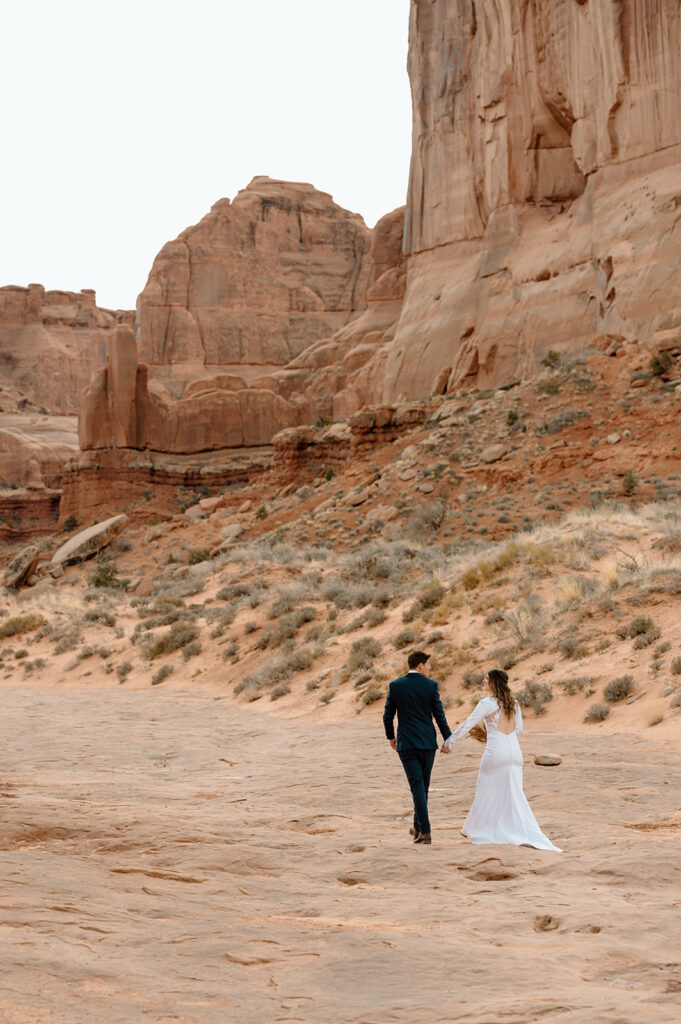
xmin=442 ymin=700 xmax=490 ymax=751
xmin=515 ymin=703 xmax=524 ymax=734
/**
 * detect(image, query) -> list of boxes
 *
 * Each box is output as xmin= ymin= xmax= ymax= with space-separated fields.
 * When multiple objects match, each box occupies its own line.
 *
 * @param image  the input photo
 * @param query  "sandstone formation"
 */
xmin=79 ymin=325 xmax=301 ymax=453
xmin=369 ymin=0 xmax=681 ymax=400
xmin=136 ymin=176 xmax=372 ymax=398
xmin=0 ymin=285 xmax=133 ymax=414
xmin=49 ymin=513 xmax=128 ymax=568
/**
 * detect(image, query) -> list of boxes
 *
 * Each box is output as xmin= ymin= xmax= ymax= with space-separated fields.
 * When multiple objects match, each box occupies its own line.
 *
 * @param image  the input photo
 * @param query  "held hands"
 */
xmin=389 ymin=738 xmax=397 ymax=751
xmin=440 ymin=742 xmax=451 ymax=754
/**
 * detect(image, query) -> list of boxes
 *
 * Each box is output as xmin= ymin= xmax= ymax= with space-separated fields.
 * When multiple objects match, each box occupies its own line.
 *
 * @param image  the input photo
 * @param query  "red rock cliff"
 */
xmin=376 ymin=0 xmax=681 ymax=399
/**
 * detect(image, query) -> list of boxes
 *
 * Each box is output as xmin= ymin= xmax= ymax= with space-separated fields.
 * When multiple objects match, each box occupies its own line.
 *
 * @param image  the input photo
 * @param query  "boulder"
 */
xmin=480 ymin=444 xmax=507 ymax=464
xmin=533 ymin=755 xmax=563 ymax=767
xmin=50 ymin=514 xmax=128 ymax=568
xmin=4 ymin=544 xmax=41 ymax=588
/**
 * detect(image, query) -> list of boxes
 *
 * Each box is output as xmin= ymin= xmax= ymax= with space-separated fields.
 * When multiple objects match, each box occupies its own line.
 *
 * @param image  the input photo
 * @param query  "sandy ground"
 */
xmin=1 ymin=687 xmax=680 ymax=1024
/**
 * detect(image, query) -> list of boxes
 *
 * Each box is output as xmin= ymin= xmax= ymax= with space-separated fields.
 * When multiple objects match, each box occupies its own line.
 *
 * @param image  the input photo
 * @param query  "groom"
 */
xmin=383 ymin=650 xmax=452 ymax=845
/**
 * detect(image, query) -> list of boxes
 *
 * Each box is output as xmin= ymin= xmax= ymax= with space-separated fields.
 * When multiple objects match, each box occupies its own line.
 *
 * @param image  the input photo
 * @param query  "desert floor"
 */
xmin=0 ymin=686 xmax=680 ymax=1024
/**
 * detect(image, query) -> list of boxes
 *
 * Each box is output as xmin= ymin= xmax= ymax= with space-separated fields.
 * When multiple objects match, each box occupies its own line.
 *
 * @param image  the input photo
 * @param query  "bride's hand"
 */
xmin=440 ymin=743 xmax=451 ymax=754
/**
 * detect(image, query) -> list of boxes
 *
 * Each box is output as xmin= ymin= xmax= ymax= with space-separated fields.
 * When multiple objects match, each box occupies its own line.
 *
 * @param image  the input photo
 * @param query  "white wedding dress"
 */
xmin=444 ymin=696 xmax=562 ymax=852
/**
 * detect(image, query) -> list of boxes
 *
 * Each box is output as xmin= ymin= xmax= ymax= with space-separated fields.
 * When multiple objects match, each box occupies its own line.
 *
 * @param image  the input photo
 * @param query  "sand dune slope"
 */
xmin=0 ymin=688 xmax=679 ymax=1023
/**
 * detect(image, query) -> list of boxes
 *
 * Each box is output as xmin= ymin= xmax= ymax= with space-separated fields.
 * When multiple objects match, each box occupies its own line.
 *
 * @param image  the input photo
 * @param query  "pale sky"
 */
xmin=2 ymin=1 xmax=412 ymax=311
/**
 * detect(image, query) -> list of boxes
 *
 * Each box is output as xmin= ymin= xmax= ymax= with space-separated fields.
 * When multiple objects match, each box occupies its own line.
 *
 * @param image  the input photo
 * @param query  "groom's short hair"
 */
xmin=408 ymin=651 xmax=430 ymax=670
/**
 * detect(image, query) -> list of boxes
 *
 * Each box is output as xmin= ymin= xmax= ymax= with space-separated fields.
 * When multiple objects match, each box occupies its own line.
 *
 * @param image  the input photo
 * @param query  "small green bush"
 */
xmin=90 ymin=563 xmax=122 ymax=589
xmin=516 ymin=680 xmax=553 ymax=715
xmin=188 ymin=548 xmax=211 ymax=565
xmin=622 ymin=470 xmax=637 ymax=496
xmin=62 ymin=515 xmax=79 ymax=532
xmin=541 ymin=350 xmax=561 ymax=369
xmin=117 ymin=662 xmax=133 ymax=682
xmin=650 ymin=350 xmax=673 ymax=376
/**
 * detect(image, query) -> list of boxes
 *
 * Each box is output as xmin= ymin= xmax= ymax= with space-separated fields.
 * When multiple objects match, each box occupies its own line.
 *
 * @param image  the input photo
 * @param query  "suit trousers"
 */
xmin=398 ymin=747 xmax=436 ymax=835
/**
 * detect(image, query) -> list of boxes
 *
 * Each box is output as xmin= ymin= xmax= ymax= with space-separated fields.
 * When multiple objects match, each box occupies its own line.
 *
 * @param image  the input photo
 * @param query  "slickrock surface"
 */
xmin=374 ymin=0 xmax=681 ymax=400
xmin=0 ymin=686 xmax=680 ymax=1023
xmin=0 ymin=285 xmax=133 ymax=415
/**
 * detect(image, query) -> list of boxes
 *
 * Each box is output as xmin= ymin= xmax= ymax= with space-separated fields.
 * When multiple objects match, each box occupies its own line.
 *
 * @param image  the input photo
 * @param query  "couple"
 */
xmin=383 ymin=650 xmax=562 ymax=851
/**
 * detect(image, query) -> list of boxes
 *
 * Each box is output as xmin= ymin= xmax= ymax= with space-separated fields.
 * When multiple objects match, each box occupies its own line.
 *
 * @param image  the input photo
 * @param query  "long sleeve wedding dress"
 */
xmin=444 ymin=696 xmax=562 ymax=852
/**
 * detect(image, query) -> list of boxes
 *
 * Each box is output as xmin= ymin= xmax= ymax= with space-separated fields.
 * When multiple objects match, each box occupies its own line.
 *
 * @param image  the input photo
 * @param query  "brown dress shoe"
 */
xmin=414 ymin=832 xmax=432 ymax=844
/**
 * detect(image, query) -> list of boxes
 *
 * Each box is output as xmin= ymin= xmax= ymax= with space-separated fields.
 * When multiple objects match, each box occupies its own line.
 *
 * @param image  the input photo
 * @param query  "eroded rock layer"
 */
xmin=136 ymin=176 xmax=372 ymax=397
xmin=377 ymin=0 xmax=681 ymax=400
xmin=0 ymin=285 xmax=133 ymax=414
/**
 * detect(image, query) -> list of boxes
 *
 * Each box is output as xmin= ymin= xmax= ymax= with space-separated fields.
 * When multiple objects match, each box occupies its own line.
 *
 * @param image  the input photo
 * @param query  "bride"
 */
xmin=441 ymin=668 xmax=562 ymax=852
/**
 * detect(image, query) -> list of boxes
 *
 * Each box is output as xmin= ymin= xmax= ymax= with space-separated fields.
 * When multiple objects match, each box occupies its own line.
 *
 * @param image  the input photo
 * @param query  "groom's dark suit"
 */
xmin=383 ymin=670 xmax=452 ymax=837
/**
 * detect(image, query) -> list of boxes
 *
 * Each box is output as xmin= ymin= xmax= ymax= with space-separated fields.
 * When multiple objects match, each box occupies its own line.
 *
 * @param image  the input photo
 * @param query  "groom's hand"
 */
xmin=389 ymin=738 xmax=397 ymax=751
xmin=440 ymin=743 xmax=451 ymax=753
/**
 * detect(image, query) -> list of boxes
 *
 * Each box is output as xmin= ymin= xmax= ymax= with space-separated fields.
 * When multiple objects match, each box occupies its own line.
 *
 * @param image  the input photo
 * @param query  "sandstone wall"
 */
xmin=377 ymin=0 xmax=681 ymax=399
xmin=136 ymin=176 xmax=372 ymax=398
xmin=0 ymin=285 xmax=133 ymax=414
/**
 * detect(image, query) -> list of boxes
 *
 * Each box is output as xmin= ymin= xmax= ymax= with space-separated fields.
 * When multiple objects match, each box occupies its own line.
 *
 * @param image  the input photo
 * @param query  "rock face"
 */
xmin=373 ymin=0 xmax=681 ymax=400
xmin=79 ymin=326 xmax=301 ymax=453
xmin=0 ymin=285 xmax=133 ymax=414
xmin=136 ymin=177 xmax=372 ymax=398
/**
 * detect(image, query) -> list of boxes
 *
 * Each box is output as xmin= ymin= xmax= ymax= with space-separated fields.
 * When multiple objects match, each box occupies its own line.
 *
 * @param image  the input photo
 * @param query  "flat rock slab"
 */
xmin=50 ymin=514 xmax=128 ymax=568
xmin=534 ymin=754 xmax=563 ymax=766
xmin=480 ymin=443 xmax=507 ymax=464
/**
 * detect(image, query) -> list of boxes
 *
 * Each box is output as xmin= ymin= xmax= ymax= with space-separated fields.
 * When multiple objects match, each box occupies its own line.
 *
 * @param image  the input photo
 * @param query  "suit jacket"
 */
xmin=383 ymin=671 xmax=452 ymax=751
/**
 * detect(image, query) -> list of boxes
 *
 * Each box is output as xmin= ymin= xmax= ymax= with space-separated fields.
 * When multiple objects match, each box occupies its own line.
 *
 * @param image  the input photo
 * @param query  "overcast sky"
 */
xmin=2 ymin=1 xmax=412 ymax=310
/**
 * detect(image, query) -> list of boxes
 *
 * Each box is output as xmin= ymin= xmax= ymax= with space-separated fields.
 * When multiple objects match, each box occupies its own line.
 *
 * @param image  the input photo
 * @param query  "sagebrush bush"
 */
xmin=348 ymin=637 xmax=382 ymax=672
xmin=188 ymin=548 xmax=211 ymax=565
xmin=603 ymin=674 xmax=635 ymax=703
xmin=0 ymin=613 xmax=45 ymax=639
xmin=462 ymin=669 xmax=484 ymax=689
xmin=152 ymin=665 xmax=173 ymax=686
xmin=393 ymin=628 xmax=416 ymax=650
xmin=671 ymin=656 xmax=681 ymax=676
xmin=585 ymin=703 xmax=610 ymax=722
xmin=516 ymin=680 xmax=553 ymax=714
xmin=143 ymin=622 xmax=199 ymax=660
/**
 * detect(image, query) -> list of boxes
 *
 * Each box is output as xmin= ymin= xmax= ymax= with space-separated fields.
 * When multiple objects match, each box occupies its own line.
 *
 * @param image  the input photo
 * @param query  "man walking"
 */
xmin=383 ymin=650 xmax=452 ymax=844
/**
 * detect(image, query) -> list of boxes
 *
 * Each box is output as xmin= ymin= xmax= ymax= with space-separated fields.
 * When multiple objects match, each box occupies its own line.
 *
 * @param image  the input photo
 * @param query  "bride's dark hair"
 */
xmin=487 ymin=668 xmax=516 ymax=718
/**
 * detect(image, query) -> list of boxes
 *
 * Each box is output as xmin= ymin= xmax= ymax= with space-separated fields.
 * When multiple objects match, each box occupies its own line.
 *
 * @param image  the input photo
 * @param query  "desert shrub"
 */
xmin=54 ymin=632 xmax=80 ymax=654
xmin=622 ymin=616 xmax=655 ymax=637
xmin=151 ymin=665 xmax=173 ymax=686
xmin=650 ymin=350 xmax=673 ymax=376
xmin=361 ymin=686 xmax=384 ymax=706
xmin=671 ymin=656 xmax=681 ymax=675
xmin=188 ymin=548 xmax=211 ymax=565
xmin=90 ymin=562 xmax=124 ymax=589
xmin=633 ymin=627 xmax=661 ymax=650
xmin=62 ymin=514 xmax=78 ymax=532
xmin=418 ymin=580 xmax=446 ymax=609
xmin=603 ymin=674 xmax=635 ymax=703
xmin=321 ymin=578 xmax=373 ymax=610
xmin=243 ymin=621 xmax=258 ymax=634
xmin=541 ymin=350 xmax=561 ymax=368
xmin=559 ymin=636 xmax=588 ymax=660
xmin=461 ymin=567 xmax=480 ymax=591
xmin=622 ymin=470 xmax=637 ymax=496
xmin=670 ymin=692 xmax=681 ymax=709
xmin=182 ymin=641 xmax=202 ymax=660
xmin=585 ymin=703 xmax=610 ymax=722
xmin=270 ymin=683 xmax=291 ymax=700
xmin=84 ymin=609 xmax=117 ymax=628
xmin=143 ymin=622 xmax=200 ymax=660
xmin=516 ymin=680 xmax=553 ymax=714
xmin=365 ymin=607 xmax=387 ymax=628
xmin=0 ymin=613 xmax=46 ymax=639
xmin=216 ymin=582 xmax=252 ymax=602
xmin=559 ymin=676 xmax=596 ymax=696
xmin=537 ymin=409 xmax=587 ymax=434
xmin=393 ymin=628 xmax=416 ymax=650
xmin=236 ymin=643 xmax=324 ymax=696
xmin=348 ymin=637 xmax=382 ymax=672
xmin=411 ymin=500 xmax=446 ymax=535
xmin=462 ymin=669 xmax=484 ymax=689
xmin=505 ymin=600 xmax=546 ymax=646
xmin=117 ymin=662 xmax=133 ymax=682
xmin=488 ymin=645 xmax=518 ymax=670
